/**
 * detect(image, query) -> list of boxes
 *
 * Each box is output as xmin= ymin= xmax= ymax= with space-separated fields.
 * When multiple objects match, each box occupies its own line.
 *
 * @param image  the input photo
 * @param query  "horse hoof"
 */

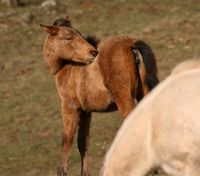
xmin=57 ymin=167 xmax=67 ymax=176
xmin=81 ymin=172 xmax=91 ymax=176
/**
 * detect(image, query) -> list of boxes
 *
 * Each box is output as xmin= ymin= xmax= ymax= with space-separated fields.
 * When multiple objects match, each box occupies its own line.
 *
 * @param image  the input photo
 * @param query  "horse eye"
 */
xmin=65 ymin=36 xmax=72 ymax=41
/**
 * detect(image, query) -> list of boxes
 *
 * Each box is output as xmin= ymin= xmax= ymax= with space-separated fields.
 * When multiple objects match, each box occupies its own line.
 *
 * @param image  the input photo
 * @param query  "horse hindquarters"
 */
xmin=98 ymin=37 xmax=138 ymax=118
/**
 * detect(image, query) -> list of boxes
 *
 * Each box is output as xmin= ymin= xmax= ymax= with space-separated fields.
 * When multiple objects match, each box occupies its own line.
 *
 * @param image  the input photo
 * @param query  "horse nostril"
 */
xmin=90 ymin=50 xmax=98 ymax=57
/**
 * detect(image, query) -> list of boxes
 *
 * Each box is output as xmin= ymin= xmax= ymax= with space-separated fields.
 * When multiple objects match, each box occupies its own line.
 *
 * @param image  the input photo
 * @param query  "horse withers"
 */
xmin=101 ymin=59 xmax=200 ymax=176
xmin=40 ymin=17 xmax=159 ymax=176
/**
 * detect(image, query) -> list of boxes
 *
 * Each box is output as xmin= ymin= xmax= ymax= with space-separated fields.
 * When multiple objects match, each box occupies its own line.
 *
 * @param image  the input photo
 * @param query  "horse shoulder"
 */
xmin=54 ymin=66 xmax=83 ymax=108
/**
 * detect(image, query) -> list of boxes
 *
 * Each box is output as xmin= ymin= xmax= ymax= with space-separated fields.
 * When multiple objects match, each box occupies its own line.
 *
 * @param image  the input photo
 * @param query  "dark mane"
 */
xmin=134 ymin=40 xmax=159 ymax=90
xmin=85 ymin=35 xmax=100 ymax=49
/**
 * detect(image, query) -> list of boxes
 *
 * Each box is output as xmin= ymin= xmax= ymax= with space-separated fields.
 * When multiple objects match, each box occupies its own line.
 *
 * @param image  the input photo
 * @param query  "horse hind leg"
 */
xmin=112 ymin=85 xmax=136 ymax=119
xmin=115 ymin=96 xmax=135 ymax=119
xmin=77 ymin=111 xmax=92 ymax=176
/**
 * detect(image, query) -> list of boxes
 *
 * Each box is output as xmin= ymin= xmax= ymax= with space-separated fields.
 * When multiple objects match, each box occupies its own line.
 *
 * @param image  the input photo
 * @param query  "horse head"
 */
xmin=40 ymin=23 xmax=98 ymax=66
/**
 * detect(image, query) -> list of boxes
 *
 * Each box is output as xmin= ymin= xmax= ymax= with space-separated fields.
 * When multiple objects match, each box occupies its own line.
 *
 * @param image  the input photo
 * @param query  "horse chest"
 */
xmin=54 ymin=69 xmax=80 ymax=108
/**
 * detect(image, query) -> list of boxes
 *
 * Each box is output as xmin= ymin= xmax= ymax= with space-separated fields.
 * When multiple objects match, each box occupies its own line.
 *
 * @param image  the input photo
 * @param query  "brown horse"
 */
xmin=40 ymin=18 xmax=159 ymax=176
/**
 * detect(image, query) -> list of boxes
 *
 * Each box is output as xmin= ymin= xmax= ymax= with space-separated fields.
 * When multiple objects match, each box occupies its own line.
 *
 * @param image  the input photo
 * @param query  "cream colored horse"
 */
xmin=101 ymin=59 xmax=200 ymax=176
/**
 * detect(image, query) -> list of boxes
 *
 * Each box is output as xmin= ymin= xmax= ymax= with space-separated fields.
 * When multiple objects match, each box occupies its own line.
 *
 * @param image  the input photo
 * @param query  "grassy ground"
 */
xmin=0 ymin=0 xmax=199 ymax=175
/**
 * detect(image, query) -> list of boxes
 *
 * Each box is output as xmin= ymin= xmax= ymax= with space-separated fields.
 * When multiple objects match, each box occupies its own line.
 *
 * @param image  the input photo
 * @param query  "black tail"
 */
xmin=133 ymin=40 xmax=159 ymax=91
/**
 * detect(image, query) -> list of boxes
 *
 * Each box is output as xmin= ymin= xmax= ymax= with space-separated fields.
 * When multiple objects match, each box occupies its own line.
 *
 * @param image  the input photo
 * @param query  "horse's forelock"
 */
xmin=52 ymin=17 xmax=99 ymax=48
xmin=53 ymin=18 xmax=72 ymax=27
xmin=52 ymin=18 xmax=84 ymax=36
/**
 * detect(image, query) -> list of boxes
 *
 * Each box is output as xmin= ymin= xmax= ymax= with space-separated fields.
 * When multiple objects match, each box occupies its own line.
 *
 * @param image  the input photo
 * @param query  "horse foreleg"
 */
xmin=77 ymin=111 xmax=91 ymax=176
xmin=57 ymin=101 xmax=80 ymax=176
xmin=101 ymin=123 xmax=156 ymax=176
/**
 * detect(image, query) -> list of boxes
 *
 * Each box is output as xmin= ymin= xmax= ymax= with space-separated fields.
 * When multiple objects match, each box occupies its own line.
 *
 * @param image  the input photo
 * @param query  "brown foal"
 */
xmin=40 ymin=18 xmax=159 ymax=176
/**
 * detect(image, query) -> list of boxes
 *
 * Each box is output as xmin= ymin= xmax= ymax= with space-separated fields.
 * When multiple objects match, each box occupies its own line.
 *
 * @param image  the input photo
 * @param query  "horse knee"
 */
xmin=62 ymin=132 xmax=74 ymax=148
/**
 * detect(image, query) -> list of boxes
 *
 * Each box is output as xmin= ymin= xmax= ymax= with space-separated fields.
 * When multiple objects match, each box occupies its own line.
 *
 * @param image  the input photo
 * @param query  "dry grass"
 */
xmin=0 ymin=0 xmax=199 ymax=175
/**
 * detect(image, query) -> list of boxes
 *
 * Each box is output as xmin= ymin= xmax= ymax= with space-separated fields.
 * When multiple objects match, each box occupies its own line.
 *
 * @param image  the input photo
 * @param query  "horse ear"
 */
xmin=65 ymin=15 xmax=70 ymax=20
xmin=40 ymin=24 xmax=59 ymax=35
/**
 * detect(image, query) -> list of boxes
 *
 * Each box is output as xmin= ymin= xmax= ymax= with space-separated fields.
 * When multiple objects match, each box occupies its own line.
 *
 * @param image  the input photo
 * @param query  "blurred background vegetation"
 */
xmin=0 ymin=0 xmax=199 ymax=176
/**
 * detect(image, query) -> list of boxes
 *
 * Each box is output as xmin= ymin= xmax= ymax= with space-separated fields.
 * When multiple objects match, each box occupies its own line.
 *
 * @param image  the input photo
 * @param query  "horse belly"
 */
xmin=83 ymin=88 xmax=114 ymax=112
xmin=77 ymin=77 xmax=114 ymax=112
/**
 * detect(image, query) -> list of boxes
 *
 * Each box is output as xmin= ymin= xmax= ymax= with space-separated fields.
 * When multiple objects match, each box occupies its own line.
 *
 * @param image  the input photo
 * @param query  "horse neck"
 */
xmin=86 ymin=57 xmax=104 ymax=83
xmin=43 ymin=43 xmax=66 ymax=75
xmin=43 ymin=52 xmax=63 ymax=75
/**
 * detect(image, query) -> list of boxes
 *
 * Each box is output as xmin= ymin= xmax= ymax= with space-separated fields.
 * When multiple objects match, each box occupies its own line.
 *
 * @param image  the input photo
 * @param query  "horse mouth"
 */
xmin=85 ymin=58 xmax=95 ymax=64
xmin=72 ymin=58 xmax=95 ymax=65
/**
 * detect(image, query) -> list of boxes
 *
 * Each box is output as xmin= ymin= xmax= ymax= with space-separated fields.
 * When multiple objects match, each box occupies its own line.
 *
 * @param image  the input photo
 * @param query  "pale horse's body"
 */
xmin=101 ymin=59 xmax=200 ymax=176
